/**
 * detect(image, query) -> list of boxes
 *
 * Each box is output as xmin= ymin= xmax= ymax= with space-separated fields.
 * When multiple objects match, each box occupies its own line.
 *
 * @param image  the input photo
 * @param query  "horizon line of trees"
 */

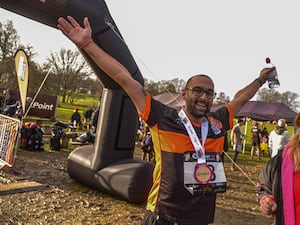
xmin=1 ymin=19 xmax=299 ymax=111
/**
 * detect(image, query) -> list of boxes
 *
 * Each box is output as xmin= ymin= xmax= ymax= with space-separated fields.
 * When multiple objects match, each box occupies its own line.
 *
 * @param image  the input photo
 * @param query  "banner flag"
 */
xmin=14 ymin=49 xmax=29 ymax=115
xmin=0 ymin=114 xmax=20 ymax=169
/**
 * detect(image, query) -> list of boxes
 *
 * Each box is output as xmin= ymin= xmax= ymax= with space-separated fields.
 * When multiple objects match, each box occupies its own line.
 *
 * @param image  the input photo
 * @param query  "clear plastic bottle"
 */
xmin=265 ymin=57 xmax=280 ymax=89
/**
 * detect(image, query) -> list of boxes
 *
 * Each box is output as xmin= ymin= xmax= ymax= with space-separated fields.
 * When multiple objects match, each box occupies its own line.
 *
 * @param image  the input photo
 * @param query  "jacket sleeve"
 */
xmin=256 ymin=153 xmax=281 ymax=202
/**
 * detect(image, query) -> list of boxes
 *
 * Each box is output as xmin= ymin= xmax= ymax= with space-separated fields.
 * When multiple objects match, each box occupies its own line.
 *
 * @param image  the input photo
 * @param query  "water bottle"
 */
xmin=265 ymin=57 xmax=280 ymax=89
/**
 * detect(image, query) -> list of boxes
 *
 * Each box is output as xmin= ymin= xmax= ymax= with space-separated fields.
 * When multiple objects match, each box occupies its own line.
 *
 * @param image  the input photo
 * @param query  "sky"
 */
xmin=0 ymin=1 xmax=299 ymax=99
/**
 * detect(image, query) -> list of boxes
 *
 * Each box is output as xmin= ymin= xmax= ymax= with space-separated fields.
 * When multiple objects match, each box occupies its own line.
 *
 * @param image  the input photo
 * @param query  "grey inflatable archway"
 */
xmin=0 ymin=0 xmax=154 ymax=203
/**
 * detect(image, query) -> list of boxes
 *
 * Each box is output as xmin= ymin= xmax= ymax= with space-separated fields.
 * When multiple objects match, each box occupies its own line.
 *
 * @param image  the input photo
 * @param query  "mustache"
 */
xmin=195 ymin=99 xmax=210 ymax=114
xmin=195 ymin=99 xmax=209 ymax=107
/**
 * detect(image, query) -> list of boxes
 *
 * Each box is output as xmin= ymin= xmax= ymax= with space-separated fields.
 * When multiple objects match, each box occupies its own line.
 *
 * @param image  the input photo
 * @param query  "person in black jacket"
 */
xmin=70 ymin=108 xmax=81 ymax=128
xmin=91 ymin=104 xmax=100 ymax=133
xmin=83 ymin=107 xmax=94 ymax=130
xmin=3 ymin=90 xmax=17 ymax=117
xmin=257 ymin=113 xmax=300 ymax=225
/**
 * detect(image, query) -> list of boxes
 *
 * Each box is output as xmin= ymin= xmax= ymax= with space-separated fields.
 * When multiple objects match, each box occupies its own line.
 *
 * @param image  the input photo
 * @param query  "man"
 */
xmin=83 ymin=107 xmax=94 ymax=130
xmin=260 ymin=127 xmax=269 ymax=156
xmin=2 ymin=89 xmax=17 ymax=117
xmin=230 ymin=118 xmax=245 ymax=170
xmin=250 ymin=121 xmax=261 ymax=160
xmin=71 ymin=108 xmax=81 ymax=128
xmin=91 ymin=103 xmax=100 ymax=133
xmin=269 ymin=119 xmax=290 ymax=158
xmin=57 ymin=16 xmax=274 ymax=225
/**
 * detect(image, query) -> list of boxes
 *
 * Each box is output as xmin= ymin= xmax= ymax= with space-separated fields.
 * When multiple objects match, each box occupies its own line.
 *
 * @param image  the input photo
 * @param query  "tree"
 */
xmin=144 ymin=77 xmax=185 ymax=96
xmin=256 ymin=88 xmax=300 ymax=112
xmin=280 ymin=91 xmax=300 ymax=112
xmin=81 ymin=76 xmax=103 ymax=96
xmin=214 ymin=92 xmax=230 ymax=105
xmin=0 ymin=20 xmax=39 ymax=90
xmin=256 ymin=88 xmax=281 ymax=102
xmin=0 ymin=20 xmax=20 ymax=88
xmin=43 ymin=48 xmax=91 ymax=103
xmin=144 ymin=79 xmax=161 ymax=96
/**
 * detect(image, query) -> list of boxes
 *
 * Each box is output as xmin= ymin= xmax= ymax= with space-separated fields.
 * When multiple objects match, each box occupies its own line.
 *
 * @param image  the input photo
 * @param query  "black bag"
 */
xmin=21 ymin=124 xmax=44 ymax=151
xmin=52 ymin=126 xmax=66 ymax=138
xmin=27 ymin=134 xmax=44 ymax=151
xmin=50 ymin=136 xmax=61 ymax=150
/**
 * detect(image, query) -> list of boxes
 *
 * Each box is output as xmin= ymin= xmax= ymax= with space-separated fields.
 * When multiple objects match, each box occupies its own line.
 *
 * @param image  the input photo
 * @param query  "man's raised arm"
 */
xmin=229 ymin=67 xmax=275 ymax=116
xmin=57 ymin=16 xmax=146 ymax=114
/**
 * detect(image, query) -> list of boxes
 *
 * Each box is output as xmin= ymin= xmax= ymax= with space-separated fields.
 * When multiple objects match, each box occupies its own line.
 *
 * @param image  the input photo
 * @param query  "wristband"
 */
xmin=80 ymin=38 xmax=93 ymax=49
xmin=255 ymin=78 xmax=263 ymax=87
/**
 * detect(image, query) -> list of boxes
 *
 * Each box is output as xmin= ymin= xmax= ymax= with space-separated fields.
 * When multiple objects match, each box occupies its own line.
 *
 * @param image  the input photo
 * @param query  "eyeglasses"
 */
xmin=185 ymin=86 xmax=216 ymax=99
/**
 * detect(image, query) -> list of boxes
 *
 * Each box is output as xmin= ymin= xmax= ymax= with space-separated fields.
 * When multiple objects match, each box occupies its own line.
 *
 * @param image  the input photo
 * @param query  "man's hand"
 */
xmin=259 ymin=67 xmax=276 ymax=84
xmin=57 ymin=16 xmax=92 ymax=48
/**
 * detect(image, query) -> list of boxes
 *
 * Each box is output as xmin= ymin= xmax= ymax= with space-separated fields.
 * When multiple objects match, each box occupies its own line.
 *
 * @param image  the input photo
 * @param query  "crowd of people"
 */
xmin=69 ymin=104 xmax=100 ymax=133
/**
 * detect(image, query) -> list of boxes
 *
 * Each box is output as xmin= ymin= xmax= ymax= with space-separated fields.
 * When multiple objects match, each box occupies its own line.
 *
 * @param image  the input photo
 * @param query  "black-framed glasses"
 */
xmin=185 ymin=86 xmax=216 ymax=99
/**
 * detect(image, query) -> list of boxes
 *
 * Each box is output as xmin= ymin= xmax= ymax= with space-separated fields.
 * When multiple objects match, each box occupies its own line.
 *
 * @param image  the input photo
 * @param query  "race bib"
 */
xmin=184 ymin=151 xmax=227 ymax=195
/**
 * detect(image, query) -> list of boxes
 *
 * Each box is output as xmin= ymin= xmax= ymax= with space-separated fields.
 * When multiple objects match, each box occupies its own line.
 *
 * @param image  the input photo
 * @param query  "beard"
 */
xmin=186 ymin=98 xmax=210 ymax=119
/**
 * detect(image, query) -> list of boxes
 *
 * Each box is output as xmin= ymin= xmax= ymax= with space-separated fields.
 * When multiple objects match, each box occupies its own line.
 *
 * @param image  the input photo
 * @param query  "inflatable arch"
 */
xmin=0 ymin=0 xmax=154 ymax=203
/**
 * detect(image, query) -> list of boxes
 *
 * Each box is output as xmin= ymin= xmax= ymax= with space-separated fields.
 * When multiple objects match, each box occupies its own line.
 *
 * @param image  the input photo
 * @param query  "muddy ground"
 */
xmin=0 ymin=146 xmax=274 ymax=225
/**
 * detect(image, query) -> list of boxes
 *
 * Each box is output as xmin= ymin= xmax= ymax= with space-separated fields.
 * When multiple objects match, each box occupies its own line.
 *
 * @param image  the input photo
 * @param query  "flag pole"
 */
xmin=23 ymin=66 xmax=54 ymax=119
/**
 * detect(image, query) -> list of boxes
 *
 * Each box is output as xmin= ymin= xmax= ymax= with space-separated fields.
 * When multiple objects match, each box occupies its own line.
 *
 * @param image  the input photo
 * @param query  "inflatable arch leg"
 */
xmin=0 ymin=0 xmax=154 ymax=203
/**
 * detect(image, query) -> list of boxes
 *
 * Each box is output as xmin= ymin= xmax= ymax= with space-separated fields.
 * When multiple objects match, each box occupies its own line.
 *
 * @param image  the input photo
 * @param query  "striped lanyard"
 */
xmin=178 ymin=109 xmax=208 ymax=164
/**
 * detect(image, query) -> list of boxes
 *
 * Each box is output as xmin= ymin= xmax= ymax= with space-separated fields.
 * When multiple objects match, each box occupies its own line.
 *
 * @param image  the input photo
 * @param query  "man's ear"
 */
xmin=182 ymin=89 xmax=187 ymax=100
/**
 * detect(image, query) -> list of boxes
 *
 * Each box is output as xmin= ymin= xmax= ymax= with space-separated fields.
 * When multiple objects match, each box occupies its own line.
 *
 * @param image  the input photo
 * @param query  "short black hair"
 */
xmin=184 ymin=74 xmax=214 ymax=89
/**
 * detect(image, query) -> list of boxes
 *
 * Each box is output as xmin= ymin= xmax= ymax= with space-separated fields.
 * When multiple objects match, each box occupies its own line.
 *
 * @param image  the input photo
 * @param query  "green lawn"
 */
xmin=56 ymin=94 xmax=100 ymax=123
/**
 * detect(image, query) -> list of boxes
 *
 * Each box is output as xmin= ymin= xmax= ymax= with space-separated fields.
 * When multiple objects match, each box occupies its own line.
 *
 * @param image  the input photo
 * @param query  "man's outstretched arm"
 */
xmin=57 ymin=16 xmax=146 ymax=114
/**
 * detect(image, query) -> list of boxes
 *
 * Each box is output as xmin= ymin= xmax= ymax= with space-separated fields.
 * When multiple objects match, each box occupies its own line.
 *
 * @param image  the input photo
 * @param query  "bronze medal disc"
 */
xmin=194 ymin=164 xmax=213 ymax=184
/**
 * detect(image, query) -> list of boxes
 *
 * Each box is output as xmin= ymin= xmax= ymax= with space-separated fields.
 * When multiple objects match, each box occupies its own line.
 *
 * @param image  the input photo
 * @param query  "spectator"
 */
xmin=91 ymin=104 xmax=100 ymax=133
xmin=260 ymin=127 xmax=269 ymax=156
xmin=230 ymin=118 xmax=245 ymax=170
xmin=3 ymin=90 xmax=17 ymax=117
xmin=269 ymin=119 xmax=290 ymax=158
xmin=141 ymin=129 xmax=155 ymax=162
xmin=250 ymin=121 xmax=262 ymax=160
xmin=83 ymin=107 xmax=94 ymax=130
xmin=71 ymin=108 xmax=81 ymax=128
xmin=257 ymin=113 xmax=300 ymax=225
xmin=25 ymin=97 xmax=33 ymax=113
xmin=21 ymin=120 xmax=44 ymax=151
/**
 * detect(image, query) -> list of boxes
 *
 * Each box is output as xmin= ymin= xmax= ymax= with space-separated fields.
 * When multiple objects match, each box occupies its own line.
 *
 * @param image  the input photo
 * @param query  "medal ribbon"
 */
xmin=178 ymin=109 xmax=208 ymax=164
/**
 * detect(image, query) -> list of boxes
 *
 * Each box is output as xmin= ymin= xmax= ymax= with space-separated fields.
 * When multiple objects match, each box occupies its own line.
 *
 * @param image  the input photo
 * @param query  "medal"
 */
xmin=194 ymin=163 xmax=213 ymax=184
